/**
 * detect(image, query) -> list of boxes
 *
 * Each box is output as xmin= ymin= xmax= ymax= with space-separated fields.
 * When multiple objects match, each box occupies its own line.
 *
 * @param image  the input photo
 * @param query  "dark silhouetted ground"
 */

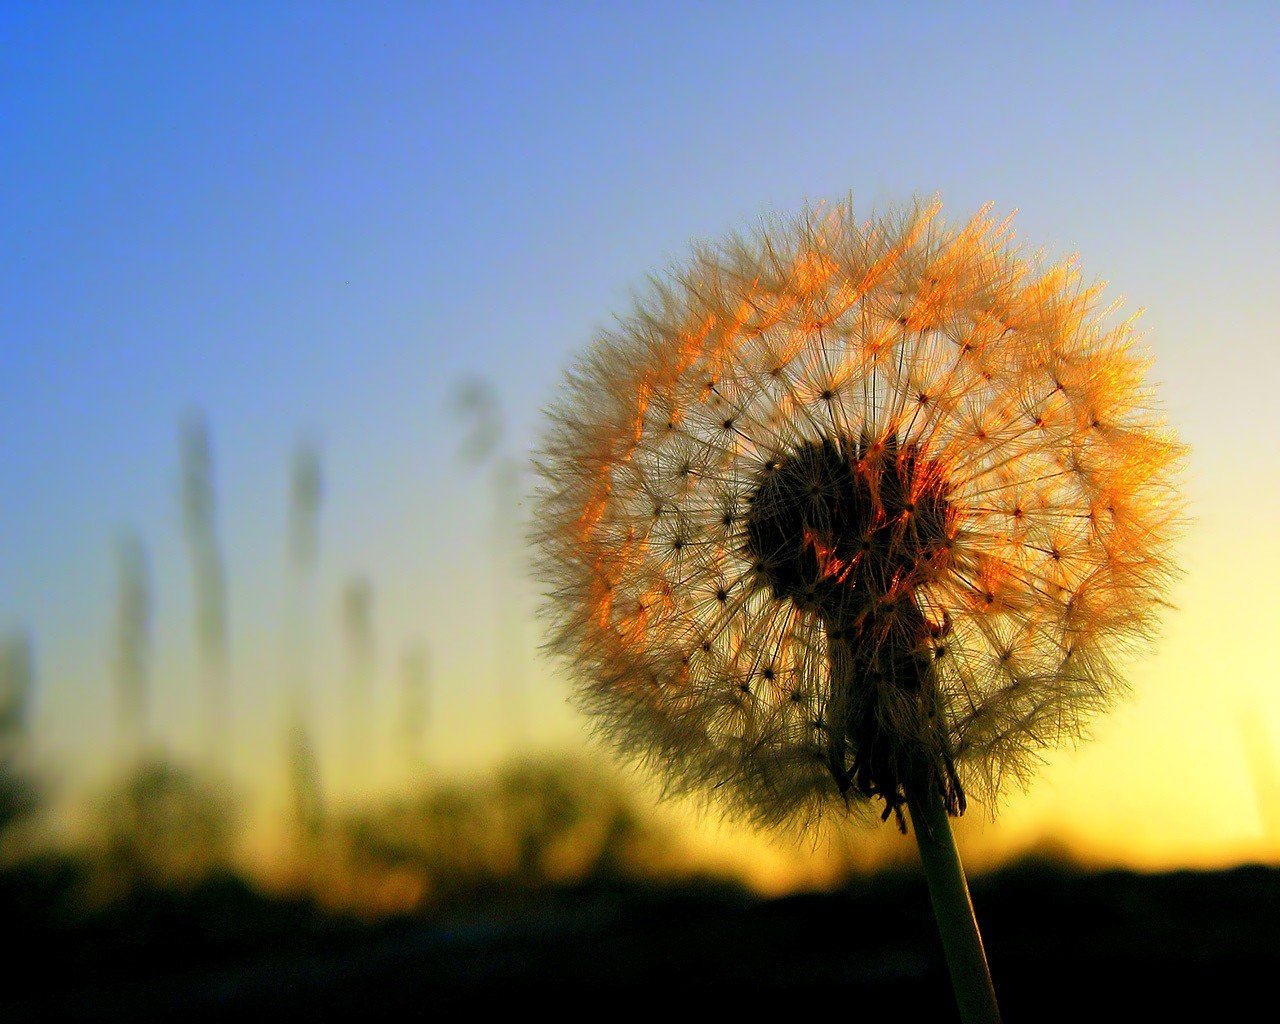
xmin=3 ymin=858 xmax=1276 ymax=1020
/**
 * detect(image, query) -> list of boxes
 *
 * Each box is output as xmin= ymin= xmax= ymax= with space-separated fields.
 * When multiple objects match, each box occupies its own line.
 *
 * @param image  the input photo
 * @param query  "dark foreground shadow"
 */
xmin=2 ymin=858 xmax=1276 ymax=1021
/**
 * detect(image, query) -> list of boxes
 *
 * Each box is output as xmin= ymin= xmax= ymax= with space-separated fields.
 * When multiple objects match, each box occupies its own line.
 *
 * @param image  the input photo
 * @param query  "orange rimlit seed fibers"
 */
xmin=534 ymin=198 xmax=1184 ymax=832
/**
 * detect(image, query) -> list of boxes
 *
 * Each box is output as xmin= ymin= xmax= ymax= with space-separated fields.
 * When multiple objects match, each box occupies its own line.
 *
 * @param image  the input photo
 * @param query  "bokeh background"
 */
xmin=2 ymin=3 xmax=1278 ymax=1016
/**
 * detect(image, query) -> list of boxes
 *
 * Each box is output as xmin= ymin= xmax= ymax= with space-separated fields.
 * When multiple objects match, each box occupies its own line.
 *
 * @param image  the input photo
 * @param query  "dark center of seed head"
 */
xmin=742 ymin=432 xmax=963 ymax=824
xmin=743 ymin=433 xmax=954 ymax=625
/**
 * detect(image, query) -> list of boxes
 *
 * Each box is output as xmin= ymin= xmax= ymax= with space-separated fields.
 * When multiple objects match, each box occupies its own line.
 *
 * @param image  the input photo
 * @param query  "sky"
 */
xmin=2 ymin=2 xmax=1279 ymax=877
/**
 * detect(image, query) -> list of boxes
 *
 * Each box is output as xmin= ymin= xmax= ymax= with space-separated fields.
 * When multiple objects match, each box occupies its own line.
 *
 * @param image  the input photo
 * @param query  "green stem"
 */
xmin=906 ymin=784 xmax=1002 ymax=1024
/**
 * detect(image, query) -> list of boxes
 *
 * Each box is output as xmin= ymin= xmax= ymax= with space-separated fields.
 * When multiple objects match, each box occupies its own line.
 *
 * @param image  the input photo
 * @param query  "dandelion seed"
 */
xmin=533 ymin=197 xmax=1184 ymax=1021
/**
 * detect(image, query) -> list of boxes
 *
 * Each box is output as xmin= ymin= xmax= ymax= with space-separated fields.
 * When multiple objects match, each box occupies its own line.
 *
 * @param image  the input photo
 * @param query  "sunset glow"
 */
xmin=2 ymin=4 xmax=1278 ymax=891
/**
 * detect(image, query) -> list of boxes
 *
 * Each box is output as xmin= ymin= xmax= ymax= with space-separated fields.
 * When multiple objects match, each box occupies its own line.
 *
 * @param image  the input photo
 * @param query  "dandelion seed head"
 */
xmin=534 ymin=198 xmax=1184 ymax=832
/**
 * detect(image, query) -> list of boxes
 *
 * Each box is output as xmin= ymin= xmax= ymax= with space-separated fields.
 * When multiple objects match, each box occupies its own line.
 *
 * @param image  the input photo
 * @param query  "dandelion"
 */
xmin=534 ymin=198 xmax=1183 ymax=1020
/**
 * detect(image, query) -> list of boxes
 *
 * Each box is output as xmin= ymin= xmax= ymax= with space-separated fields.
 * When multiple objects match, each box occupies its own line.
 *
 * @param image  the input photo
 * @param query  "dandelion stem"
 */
xmin=906 ymin=784 xmax=1002 ymax=1024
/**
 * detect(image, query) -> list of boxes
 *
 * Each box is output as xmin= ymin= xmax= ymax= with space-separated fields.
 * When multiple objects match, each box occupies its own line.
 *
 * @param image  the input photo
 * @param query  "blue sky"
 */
xmin=2 ymin=3 xmax=1279 ymax=863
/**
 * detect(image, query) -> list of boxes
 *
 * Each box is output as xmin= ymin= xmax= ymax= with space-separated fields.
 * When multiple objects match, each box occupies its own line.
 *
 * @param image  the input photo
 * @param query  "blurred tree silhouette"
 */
xmin=338 ymin=755 xmax=670 ymax=911
xmin=0 ymin=765 xmax=33 ymax=844
xmin=95 ymin=758 xmax=238 ymax=891
xmin=490 ymin=757 xmax=656 ymax=887
xmin=0 ymin=632 xmax=37 ymax=848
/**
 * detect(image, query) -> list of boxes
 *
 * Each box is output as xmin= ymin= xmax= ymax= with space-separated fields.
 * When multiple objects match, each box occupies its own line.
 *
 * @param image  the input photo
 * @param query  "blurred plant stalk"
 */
xmin=453 ymin=378 xmax=527 ymax=751
xmin=399 ymin=644 xmax=429 ymax=777
xmin=180 ymin=414 xmax=230 ymax=773
xmin=342 ymin=576 xmax=376 ymax=798
xmin=113 ymin=531 xmax=151 ymax=761
xmin=285 ymin=439 xmax=326 ymax=847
